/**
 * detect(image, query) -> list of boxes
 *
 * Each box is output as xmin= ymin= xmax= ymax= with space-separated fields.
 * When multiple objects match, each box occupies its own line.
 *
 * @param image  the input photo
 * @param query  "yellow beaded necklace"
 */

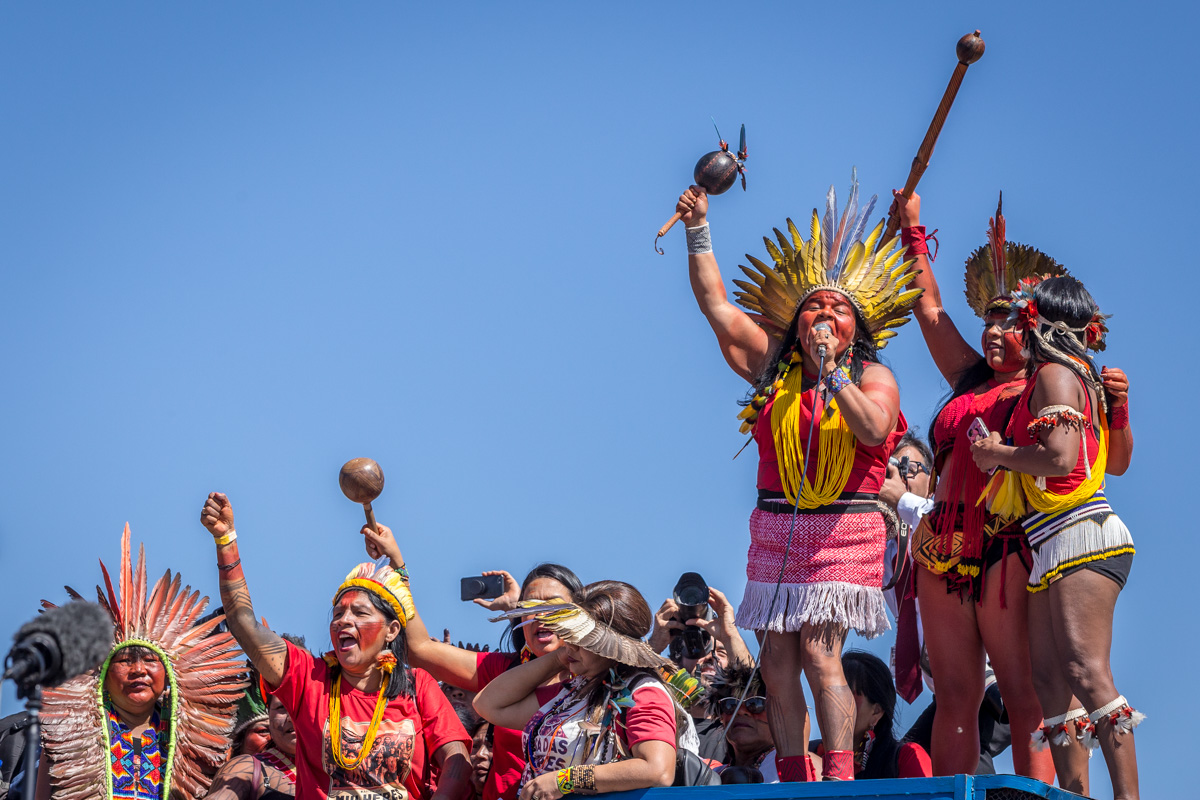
xmin=327 ymin=651 xmax=397 ymax=770
xmin=769 ymin=366 xmax=857 ymax=508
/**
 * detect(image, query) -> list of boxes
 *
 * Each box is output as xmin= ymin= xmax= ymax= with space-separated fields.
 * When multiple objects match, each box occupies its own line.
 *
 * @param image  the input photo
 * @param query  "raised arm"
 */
xmin=678 ymin=186 xmax=772 ymax=382
xmin=200 ymin=492 xmax=288 ymax=688
xmin=689 ymin=587 xmax=753 ymax=668
xmin=360 ymin=523 xmax=495 ymax=691
xmin=472 ymin=651 xmax=566 ymax=731
xmin=892 ymin=191 xmax=982 ymax=384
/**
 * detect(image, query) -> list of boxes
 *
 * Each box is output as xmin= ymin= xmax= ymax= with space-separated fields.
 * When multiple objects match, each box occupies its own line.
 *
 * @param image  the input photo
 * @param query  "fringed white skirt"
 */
xmin=1027 ymin=512 xmax=1135 ymax=592
xmin=735 ymin=503 xmax=890 ymax=638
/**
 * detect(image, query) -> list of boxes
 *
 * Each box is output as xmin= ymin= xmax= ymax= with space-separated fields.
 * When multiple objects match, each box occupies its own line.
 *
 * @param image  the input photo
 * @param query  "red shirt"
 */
xmin=474 ymin=652 xmax=567 ymax=800
xmin=271 ymin=640 xmax=470 ymax=800
xmin=894 ymin=742 xmax=933 ymax=778
xmin=755 ymin=375 xmax=907 ymax=494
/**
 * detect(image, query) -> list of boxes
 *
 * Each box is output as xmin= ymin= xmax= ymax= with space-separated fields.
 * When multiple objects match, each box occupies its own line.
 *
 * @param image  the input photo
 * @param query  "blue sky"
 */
xmin=1 ymin=4 xmax=1194 ymax=797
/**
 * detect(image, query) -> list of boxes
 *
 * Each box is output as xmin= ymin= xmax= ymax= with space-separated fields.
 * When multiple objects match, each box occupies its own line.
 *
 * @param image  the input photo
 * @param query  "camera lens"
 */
xmin=681 ymin=628 xmax=713 ymax=660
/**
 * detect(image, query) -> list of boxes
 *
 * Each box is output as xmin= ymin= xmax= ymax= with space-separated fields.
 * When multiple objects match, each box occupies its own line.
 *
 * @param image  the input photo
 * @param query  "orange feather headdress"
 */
xmin=39 ymin=524 xmax=248 ymax=800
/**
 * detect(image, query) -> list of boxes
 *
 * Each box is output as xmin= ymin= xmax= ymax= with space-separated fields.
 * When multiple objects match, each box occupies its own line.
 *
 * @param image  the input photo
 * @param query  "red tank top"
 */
xmin=754 ymin=375 xmax=907 ymax=494
xmin=929 ymin=379 xmax=1025 ymax=558
xmin=1007 ymin=363 xmax=1102 ymax=495
xmin=932 ymin=379 xmax=1025 ymax=470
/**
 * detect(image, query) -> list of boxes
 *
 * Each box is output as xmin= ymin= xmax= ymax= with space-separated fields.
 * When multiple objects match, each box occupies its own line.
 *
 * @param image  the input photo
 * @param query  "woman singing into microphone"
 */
xmin=674 ymin=172 xmax=923 ymax=781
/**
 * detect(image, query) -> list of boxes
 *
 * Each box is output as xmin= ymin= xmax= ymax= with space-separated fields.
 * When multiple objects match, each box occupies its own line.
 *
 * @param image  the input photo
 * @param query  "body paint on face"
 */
xmin=796 ymin=290 xmax=857 ymax=361
xmin=982 ymin=313 xmax=1027 ymax=375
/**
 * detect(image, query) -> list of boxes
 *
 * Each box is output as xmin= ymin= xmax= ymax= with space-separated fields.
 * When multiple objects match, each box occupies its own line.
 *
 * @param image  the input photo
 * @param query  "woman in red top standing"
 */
xmin=200 ymin=493 xmax=472 ymax=800
xmin=972 ymin=276 xmax=1139 ymax=800
xmin=893 ymin=192 xmax=1062 ymax=782
xmin=675 ymin=172 xmax=922 ymax=782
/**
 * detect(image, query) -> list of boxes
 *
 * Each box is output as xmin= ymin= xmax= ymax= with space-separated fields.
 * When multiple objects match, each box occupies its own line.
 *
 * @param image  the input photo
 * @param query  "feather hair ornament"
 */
xmin=732 ymin=168 xmax=923 ymax=348
xmin=963 ymin=192 xmax=1067 ymax=318
xmin=490 ymin=602 xmax=669 ymax=670
xmin=39 ymin=524 xmax=248 ymax=800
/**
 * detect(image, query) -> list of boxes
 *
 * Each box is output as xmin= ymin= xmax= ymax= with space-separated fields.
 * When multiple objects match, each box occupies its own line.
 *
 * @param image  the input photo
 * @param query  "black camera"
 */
xmin=669 ymin=572 xmax=714 ymax=662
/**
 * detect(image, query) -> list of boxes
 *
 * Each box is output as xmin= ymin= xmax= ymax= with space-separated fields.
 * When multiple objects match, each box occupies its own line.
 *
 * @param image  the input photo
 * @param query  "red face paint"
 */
xmin=981 ymin=313 xmax=1027 ymax=375
xmin=795 ymin=290 xmax=856 ymax=360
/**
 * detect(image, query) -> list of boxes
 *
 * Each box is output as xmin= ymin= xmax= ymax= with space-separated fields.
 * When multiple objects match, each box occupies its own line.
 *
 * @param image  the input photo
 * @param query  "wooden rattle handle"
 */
xmin=362 ymin=501 xmax=379 ymax=534
xmin=654 ymin=212 xmax=685 ymax=255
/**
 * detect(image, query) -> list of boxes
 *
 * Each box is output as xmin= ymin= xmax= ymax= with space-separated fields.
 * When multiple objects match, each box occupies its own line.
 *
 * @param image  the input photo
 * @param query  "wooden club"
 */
xmin=880 ymin=30 xmax=986 ymax=248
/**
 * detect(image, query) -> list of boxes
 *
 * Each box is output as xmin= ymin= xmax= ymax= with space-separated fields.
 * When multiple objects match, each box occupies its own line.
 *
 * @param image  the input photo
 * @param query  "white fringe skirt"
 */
xmin=1027 ymin=512 xmax=1135 ymax=592
xmin=735 ymin=503 xmax=890 ymax=638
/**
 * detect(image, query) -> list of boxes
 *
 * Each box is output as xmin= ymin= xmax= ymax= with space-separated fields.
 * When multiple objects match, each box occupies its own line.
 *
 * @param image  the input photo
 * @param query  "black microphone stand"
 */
xmin=21 ymin=685 xmax=42 ymax=800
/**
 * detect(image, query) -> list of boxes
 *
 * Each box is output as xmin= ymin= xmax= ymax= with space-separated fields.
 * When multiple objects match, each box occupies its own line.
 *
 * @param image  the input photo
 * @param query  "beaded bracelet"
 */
xmin=574 ymin=765 xmax=596 ymax=794
xmin=555 ymin=768 xmax=576 ymax=795
xmin=825 ymin=366 xmax=853 ymax=394
xmin=394 ymin=563 xmax=410 ymax=583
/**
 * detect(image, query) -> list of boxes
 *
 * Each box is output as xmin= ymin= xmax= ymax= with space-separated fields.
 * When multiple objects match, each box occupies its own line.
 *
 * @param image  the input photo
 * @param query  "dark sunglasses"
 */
xmin=717 ymin=696 xmax=767 ymax=716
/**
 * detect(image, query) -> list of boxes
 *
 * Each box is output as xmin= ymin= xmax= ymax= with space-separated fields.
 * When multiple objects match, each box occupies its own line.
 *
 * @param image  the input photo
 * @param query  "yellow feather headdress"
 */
xmin=963 ymin=192 xmax=1066 ymax=317
xmin=490 ymin=601 xmax=669 ymax=670
xmin=334 ymin=562 xmax=415 ymax=627
xmin=40 ymin=524 xmax=248 ymax=800
xmin=732 ymin=170 xmax=924 ymax=349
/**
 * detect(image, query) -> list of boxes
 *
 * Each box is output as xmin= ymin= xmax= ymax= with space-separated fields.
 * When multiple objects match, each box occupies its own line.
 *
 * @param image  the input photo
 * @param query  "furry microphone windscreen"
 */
xmin=12 ymin=601 xmax=113 ymax=688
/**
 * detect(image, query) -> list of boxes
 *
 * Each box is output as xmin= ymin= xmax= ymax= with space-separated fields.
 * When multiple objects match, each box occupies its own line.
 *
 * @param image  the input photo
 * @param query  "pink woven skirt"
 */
xmin=735 ymin=503 xmax=890 ymax=638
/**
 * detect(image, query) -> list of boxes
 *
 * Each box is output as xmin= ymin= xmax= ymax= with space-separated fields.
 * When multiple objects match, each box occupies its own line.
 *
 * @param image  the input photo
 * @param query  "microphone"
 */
xmin=3 ymin=602 xmax=113 ymax=698
xmin=813 ymin=322 xmax=832 ymax=362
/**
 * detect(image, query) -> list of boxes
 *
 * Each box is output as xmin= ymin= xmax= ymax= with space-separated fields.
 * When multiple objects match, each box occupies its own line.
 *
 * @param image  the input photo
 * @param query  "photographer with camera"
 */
xmin=647 ymin=574 xmax=753 ymax=761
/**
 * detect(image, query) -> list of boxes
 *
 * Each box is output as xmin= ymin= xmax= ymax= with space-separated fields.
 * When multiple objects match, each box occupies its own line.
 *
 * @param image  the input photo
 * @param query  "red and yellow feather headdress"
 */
xmin=39 ymin=524 xmax=248 ymax=800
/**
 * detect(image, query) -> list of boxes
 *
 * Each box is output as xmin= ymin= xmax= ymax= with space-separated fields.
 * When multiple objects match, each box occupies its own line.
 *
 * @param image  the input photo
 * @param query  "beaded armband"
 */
xmin=1026 ymin=405 xmax=1090 ymax=438
xmin=825 ymin=366 xmax=852 ymax=394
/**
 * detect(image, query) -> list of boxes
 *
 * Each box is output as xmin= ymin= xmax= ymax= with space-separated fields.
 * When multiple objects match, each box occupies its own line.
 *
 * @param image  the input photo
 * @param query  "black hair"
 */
xmin=894 ymin=431 xmax=933 ymax=467
xmin=842 ymin=650 xmax=899 ymax=780
xmin=1027 ymin=276 xmax=1108 ymax=420
xmin=743 ymin=299 xmax=881 ymax=407
xmin=501 ymin=563 xmax=584 ymax=653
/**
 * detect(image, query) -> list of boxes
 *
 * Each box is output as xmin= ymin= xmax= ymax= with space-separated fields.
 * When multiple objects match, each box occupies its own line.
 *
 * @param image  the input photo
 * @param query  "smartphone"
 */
xmin=460 ymin=574 xmax=505 ymax=602
xmin=966 ymin=417 xmax=996 ymax=475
